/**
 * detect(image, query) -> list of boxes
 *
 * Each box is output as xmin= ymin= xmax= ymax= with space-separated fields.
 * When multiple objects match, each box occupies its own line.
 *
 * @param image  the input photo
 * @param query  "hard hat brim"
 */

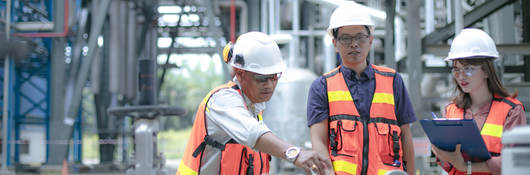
xmin=234 ymin=61 xmax=287 ymax=75
xmin=444 ymin=55 xmax=497 ymax=61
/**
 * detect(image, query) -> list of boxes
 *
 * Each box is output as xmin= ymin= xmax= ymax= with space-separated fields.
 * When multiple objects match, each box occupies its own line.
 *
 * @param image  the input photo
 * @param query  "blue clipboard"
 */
xmin=420 ymin=119 xmax=491 ymax=162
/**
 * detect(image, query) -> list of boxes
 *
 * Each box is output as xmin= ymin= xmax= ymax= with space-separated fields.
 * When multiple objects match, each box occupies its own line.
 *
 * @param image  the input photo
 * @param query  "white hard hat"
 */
xmin=445 ymin=28 xmax=499 ymax=61
xmin=327 ymin=1 xmax=375 ymax=37
xmin=223 ymin=32 xmax=287 ymax=75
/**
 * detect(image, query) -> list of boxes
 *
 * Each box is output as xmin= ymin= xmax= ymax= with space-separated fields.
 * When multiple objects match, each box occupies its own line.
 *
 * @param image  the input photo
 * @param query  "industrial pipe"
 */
xmin=218 ymin=0 xmax=248 ymax=36
xmin=2 ymin=0 xmax=12 ymax=172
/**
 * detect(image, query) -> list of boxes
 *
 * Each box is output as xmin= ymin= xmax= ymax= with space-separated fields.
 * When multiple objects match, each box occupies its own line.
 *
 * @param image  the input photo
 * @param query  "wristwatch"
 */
xmin=466 ymin=161 xmax=472 ymax=175
xmin=285 ymin=147 xmax=301 ymax=163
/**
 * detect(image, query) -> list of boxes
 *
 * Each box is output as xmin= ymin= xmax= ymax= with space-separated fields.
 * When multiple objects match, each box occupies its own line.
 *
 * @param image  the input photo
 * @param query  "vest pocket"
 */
xmin=220 ymin=144 xmax=257 ymax=175
xmin=333 ymin=120 xmax=361 ymax=155
xmin=375 ymin=123 xmax=402 ymax=167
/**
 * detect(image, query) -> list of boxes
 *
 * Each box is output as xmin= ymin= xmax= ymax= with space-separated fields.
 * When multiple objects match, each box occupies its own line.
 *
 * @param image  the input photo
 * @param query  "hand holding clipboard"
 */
xmin=420 ymin=117 xmax=491 ymax=162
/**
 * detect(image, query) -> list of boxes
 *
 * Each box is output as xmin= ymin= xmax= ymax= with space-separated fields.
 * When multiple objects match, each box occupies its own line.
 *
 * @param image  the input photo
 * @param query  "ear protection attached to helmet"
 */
xmin=223 ymin=42 xmax=234 ymax=63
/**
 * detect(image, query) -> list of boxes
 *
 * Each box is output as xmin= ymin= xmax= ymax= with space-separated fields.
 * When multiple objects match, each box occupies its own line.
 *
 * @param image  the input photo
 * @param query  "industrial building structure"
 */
xmin=1 ymin=0 xmax=529 ymax=174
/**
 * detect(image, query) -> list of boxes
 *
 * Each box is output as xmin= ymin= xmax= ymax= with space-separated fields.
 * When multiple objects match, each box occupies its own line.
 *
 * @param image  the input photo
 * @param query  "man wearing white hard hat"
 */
xmin=432 ymin=28 xmax=526 ymax=175
xmin=307 ymin=2 xmax=416 ymax=175
xmin=177 ymin=32 xmax=331 ymax=175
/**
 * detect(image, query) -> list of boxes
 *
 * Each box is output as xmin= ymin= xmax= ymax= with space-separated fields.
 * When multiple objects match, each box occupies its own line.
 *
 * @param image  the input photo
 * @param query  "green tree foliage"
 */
xmin=159 ymin=58 xmax=224 ymax=130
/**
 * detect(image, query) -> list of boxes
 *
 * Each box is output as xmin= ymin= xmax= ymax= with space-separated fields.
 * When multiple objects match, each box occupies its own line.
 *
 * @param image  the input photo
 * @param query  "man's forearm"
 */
xmin=401 ymin=124 xmax=415 ymax=175
xmin=254 ymin=132 xmax=291 ymax=159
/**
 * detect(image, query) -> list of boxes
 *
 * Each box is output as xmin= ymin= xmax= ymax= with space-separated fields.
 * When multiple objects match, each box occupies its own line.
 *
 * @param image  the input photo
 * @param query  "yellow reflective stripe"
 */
xmin=328 ymin=91 xmax=353 ymax=102
xmin=372 ymin=93 xmax=394 ymax=105
xmin=177 ymin=164 xmax=198 ymax=175
xmin=481 ymin=123 xmax=503 ymax=138
xmin=378 ymin=169 xmax=389 ymax=175
xmin=205 ymin=101 xmax=210 ymax=113
xmin=333 ymin=160 xmax=357 ymax=175
xmin=202 ymin=92 xmax=212 ymax=105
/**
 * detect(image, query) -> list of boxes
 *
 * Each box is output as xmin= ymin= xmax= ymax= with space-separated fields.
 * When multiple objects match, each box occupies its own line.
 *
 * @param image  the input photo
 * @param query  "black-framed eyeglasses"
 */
xmin=253 ymin=73 xmax=282 ymax=83
xmin=451 ymin=66 xmax=480 ymax=77
xmin=337 ymin=33 xmax=370 ymax=46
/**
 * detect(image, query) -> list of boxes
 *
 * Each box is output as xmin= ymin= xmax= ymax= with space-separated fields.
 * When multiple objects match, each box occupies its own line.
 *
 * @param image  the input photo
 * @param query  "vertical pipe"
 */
xmin=454 ymin=0 xmax=463 ymax=34
xmin=425 ymin=0 xmax=434 ymax=34
xmin=109 ymin=0 xmax=120 ymax=94
xmin=324 ymin=35 xmax=336 ymax=73
xmin=384 ymin=0 xmax=396 ymax=68
xmin=126 ymin=2 xmax=137 ymax=100
xmin=48 ymin=0 xmax=67 ymax=165
xmin=248 ymin=0 xmax=260 ymax=32
xmin=261 ymin=0 xmax=268 ymax=33
xmin=138 ymin=59 xmax=156 ymax=106
xmin=268 ymin=0 xmax=275 ymax=33
xmin=446 ymin=0 xmax=453 ymax=24
xmin=238 ymin=1 xmax=248 ymax=34
xmin=230 ymin=0 xmax=236 ymax=42
xmin=275 ymin=0 xmax=280 ymax=33
xmin=119 ymin=1 xmax=128 ymax=95
xmin=2 ymin=0 xmax=12 ymax=171
xmin=290 ymin=0 xmax=299 ymax=67
xmin=423 ymin=0 xmax=435 ymax=68
xmin=307 ymin=4 xmax=315 ymax=71
xmin=523 ymin=0 xmax=530 ymax=81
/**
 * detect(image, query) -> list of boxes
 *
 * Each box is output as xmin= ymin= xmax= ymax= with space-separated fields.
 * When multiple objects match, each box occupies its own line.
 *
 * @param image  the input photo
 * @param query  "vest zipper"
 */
xmin=361 ymin=119 xmax=369 ymax=175
xmin=246 ymin=154 xmax=254 ymax=175
xmin=259 ymin=153 xmax=263 ymax=174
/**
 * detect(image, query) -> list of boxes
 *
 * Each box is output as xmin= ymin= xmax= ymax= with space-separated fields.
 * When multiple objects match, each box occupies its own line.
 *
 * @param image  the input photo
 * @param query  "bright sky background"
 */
xmin=157 ymin=53 xmax=223 ymax=79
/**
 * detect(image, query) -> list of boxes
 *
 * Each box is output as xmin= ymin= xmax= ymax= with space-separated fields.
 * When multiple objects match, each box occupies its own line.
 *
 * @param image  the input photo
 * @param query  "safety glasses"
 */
xmin=253 ymin=73 xmax=282 ymax=83
xmin=451 ymin=66 xmax=480 ymax=78
xmin=337 ymin=33 xmax=370 ymax=46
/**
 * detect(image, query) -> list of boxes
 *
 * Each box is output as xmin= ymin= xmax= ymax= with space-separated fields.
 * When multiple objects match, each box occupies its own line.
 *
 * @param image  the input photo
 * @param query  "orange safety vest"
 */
xmin=325 ymin=65 xmax=403 ymax=175
xmin=444 ymin=94 xmax=523 ymax=175
xmin=176 ymin=82 xmax=270 ymax=175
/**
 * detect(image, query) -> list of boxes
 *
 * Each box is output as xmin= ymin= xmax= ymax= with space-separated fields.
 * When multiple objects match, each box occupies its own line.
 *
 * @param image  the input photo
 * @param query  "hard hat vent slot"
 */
xmin=235 ymin=54 xmax=245 ymax=67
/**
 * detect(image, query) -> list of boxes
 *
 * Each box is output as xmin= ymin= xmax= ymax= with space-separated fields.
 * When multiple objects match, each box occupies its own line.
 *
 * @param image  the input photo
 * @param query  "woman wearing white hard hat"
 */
xmin=307 ymin=1 xmax=416 ymax=175
xmin=432 ymin=28 xmax=526 ymax=175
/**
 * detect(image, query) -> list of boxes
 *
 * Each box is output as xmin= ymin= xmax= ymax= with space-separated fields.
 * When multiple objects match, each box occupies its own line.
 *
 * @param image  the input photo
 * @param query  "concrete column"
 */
xmin=384 ymin=0 xmax=396 ymax=69
xmin=406 ymin=0 xmax=424 ymax=136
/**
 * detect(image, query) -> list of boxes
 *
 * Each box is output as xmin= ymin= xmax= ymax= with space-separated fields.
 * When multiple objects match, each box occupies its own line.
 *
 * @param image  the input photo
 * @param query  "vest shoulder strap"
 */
xmin=493 ymin=95 xmax=523 ymax=109
xmin=372 ymin=65 xmax=396 ymax=77
xmin=324 ymin=66 xmax=341 ymax=78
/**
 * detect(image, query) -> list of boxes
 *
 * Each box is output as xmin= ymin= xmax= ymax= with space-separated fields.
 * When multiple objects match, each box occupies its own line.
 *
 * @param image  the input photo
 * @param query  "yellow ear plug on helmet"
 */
xmin=222 ymin=42 xmax=233 ymax=63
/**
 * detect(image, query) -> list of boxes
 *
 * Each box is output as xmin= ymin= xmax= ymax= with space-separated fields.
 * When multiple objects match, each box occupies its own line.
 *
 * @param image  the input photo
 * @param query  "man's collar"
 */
xmin=340 ymin=63 xmax=374 ymax=80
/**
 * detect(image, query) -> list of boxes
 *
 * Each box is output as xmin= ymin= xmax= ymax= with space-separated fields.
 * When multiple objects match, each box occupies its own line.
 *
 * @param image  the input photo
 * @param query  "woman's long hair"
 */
xmin=451 ymin=58 xmax=516 ymax=109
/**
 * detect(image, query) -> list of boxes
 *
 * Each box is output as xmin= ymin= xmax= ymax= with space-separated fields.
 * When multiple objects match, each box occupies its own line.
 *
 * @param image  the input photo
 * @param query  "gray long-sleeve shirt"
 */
xmin=199 ymin=77 xmax=272 ymax=174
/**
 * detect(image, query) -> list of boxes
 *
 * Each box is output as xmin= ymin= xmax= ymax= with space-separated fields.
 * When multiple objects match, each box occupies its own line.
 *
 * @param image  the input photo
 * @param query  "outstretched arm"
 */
xmin=254 ymin=132 xmax=332 ymax=175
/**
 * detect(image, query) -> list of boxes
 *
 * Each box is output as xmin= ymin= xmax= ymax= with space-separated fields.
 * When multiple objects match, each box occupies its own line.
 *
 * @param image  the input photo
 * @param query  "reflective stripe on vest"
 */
xmin=333 ymin=160 xmax=357 ymax=174
xmin=325 ymin=66 xmax=360 ymax=116
xmin=444 ymin=95 xmax=523 ymax=175
xmin=370 ymin=66 xmax=397 ymax=120
xmin=325 ymin=65 xmax=403 ymax=175
xmin=176 ymin=82 xmax=270 ymax=175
